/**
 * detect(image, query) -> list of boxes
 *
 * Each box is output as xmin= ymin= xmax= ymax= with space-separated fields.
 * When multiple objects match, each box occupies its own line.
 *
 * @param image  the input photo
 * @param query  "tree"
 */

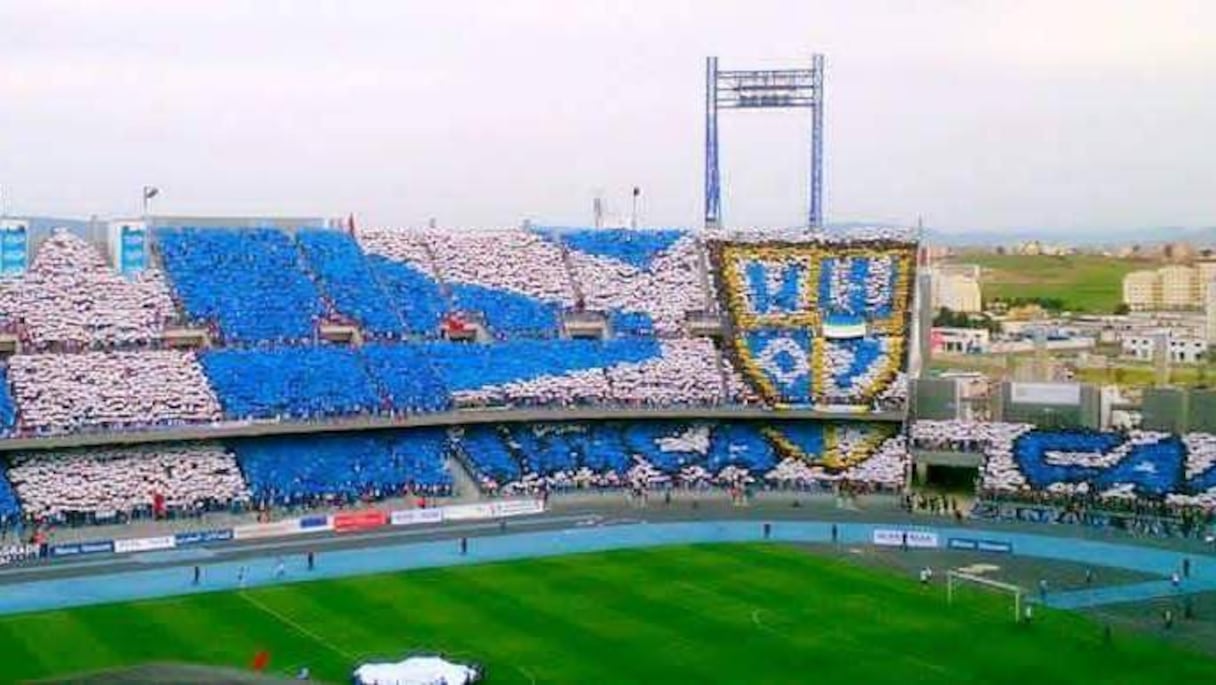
xmin=1113 ymin=303 xmax=1130 ymax=315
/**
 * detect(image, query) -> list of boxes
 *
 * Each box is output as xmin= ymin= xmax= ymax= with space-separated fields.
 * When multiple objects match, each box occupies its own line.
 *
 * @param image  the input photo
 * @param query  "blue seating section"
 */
xmin=192 ymin=339 xmax=669 ymax=421
xmin=0 ymin=464 xmax=20 ymax=519
xmin=1012 ymin=431 xmax=1186 ymax=497
xmin=459 ymin=426 xmax=523 ymax=485
xmin=297 ymin=229 xmax=404 ymax=336
xmin=537 ymin=228 xmax=687 ymax=270
xmin=157 ymin=228 xmax=323 ymax=343
xmin=741 ymin=329 xmax=814 ymax=403
xmin=460 ymin=421 xmax=851 ymax=488
xmin=450 ymin=283 xmax=561 ymax=338
xmin=819 ymin=257 xmax=868 ymax=317
xmin=708 ymin=423 xmax=778 ymax=473
xmin=201 ymin=347 xmax=382 ymax=420
xmin=233 ymin=429 xmax=451 ymax=505
xmin=609 ymin=311 xmax=655 ymax=337
xmin=366 ymin=256 xmax=448 ymax=336
xmin=0 ymin=367 xmax=16 ymax=434
xmin=423 ymin=339 xmax=660 ymax=392
xmin=1192 ymin=463 xmax=1216 ymax=493
xmin=745 ymin=260 xmax=805 ymax=314
xmin=832 ymin=338 xmax=884 ymax=389
xmin=361 ymin=344 xmax=451 ymax=413
xmin=504 ymin=425 xmax=579 ymax=475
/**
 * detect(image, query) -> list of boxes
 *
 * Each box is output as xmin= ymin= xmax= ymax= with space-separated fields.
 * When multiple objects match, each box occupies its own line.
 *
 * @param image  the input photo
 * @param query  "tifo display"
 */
xmin=0 ymin=419 xmax=905 ymax=527
xmin=0 ymin=226 xmax=916 ymax=440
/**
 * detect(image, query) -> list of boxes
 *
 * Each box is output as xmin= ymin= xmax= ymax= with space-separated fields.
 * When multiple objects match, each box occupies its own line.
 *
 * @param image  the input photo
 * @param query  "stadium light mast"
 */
xmin=141 ymin=186 xmax=159 ymax=221
xmin=704 ymin=54 xmax=825 ymax=230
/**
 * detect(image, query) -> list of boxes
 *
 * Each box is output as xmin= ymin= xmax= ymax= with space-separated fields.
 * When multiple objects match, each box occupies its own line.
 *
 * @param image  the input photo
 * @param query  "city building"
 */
xmin=929 ymin=268 xmax=982 ymax=313
xmin=1121 ymin=330 xmax=1207 ymax=364
xmin=1122 ymin=265 xmax=1205 ymax=311
xmin=1206 ymin=280 xmax=1216 ymax=344
xmin=929 ymin=327 xmax=989 ymax=354
xmin=1122 ymin=270 xmax=1160 ymax=311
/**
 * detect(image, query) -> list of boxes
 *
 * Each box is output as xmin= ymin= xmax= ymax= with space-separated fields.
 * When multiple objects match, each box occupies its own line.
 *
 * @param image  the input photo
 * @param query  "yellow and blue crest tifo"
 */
xmin=709 ymin=240 xmax=916 ymax=409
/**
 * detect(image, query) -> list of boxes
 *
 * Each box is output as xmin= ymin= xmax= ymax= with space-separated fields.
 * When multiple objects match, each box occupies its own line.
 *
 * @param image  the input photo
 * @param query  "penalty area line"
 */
xmin=238 ymin=590 xmax=358 ymax=662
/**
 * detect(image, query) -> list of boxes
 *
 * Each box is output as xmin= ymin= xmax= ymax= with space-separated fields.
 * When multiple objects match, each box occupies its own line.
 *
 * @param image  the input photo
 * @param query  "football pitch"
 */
xmin=0 ymin=544 xmax=1212 ymax=684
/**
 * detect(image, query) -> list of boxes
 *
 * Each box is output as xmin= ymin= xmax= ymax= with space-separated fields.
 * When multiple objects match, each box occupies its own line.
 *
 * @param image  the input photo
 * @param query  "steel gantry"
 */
xmin=704 ymin=55 xmax=825 ymax=229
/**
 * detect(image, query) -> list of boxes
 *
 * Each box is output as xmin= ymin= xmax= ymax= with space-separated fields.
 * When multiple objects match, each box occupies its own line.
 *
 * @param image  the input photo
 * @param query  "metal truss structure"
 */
xmin=704 ymin=55 xmax=825 ymax=229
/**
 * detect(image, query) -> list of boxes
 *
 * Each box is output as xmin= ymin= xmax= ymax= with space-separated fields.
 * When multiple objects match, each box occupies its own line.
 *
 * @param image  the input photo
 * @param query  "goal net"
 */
xmin=946 ymin=570 xmax=1025 ymax=623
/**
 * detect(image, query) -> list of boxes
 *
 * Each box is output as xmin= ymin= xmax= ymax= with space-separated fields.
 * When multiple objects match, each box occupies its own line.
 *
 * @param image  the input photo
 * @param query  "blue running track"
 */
xmin=0 ymin=521 xmax=1211 ymax=616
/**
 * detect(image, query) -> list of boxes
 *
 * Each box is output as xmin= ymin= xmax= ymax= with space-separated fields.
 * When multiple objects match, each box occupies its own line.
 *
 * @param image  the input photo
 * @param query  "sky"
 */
xmin=0 ymin=0 xmax=1213 ymax=233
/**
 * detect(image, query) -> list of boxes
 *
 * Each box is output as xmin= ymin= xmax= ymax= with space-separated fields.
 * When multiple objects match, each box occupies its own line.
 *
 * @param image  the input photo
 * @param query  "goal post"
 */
xmin=946 ymin=570 xmax=1024 ymax=623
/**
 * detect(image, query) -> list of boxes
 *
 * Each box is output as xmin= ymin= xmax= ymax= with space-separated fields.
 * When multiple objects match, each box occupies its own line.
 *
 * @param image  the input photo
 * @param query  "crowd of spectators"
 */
xmin=6 ymin=444 xmax=249 ymax=524
xmin=0 ymin=230 xmax=175 ymax=350
xmin=8 ymin=350 xmax=222 ymax=435
xmin=454 ymin=420 xmax=907 ymax=495
xmin=0 ymin=226 xmax=919 ymax=442
xmin=233 ymin=429 xmax=452 ymax=509
xmin=156 ymin=227 xmax=325 ymax=344
xmin=911 ymin=420 xmax=1216 ymax=514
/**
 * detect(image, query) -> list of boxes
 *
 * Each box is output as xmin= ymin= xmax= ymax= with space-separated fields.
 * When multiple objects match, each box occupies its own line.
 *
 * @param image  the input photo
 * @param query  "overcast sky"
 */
xmin=0 ymin=0 xmax=1212 ymax=233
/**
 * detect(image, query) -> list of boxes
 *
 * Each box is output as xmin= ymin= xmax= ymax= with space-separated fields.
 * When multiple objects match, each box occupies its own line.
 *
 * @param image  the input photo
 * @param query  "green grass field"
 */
xmin=951 ymin=253 xmax=1150 ymax=313
xmin=1 ymin=544 xmax=1213 ymax=684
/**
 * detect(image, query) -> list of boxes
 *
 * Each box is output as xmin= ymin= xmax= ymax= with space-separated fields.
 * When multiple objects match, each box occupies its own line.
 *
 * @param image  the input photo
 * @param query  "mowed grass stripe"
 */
xmin=0 ymin=545 xmax=1212 ymax=684
xmin=445 ymin=560 xmax=705 ymax=683
xmin=348 ymin=567 xmax=606 ymax=682
xmin=464 ymin=554 xmax=734 ymax=683
xmin=536 ymin=547 xmax=824 ymax=681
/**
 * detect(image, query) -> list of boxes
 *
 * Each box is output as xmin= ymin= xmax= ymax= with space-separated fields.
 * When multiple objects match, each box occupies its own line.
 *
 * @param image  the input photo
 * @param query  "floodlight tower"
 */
xmin=704 ymin=54 xmax=825 ymax=229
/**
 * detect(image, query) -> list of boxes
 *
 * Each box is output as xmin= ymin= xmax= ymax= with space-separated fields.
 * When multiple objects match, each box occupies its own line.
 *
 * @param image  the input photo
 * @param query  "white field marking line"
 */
xmin=750 ymin=608 xmax=784 ymax=637
xmin=516 ymin=664 xmax=538 ymax=685
xmin=238 ymin=591 xmax=357 ymax=662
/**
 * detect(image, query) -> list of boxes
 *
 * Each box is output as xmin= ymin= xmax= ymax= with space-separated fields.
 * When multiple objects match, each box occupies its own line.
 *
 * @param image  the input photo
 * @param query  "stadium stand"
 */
xmin=914 ymin=420 xmax=1216 ymax=511
xmin=8 ymin=350 xmax=221 ymax=435
xmin=6 ymin=444 xmax=249 ymax=523
xmin=0 ymin=230 xmax=175 ymax=349
xmin=296 ymin=229 xmax=405 ymax=337
xmin=536 ymin=228 xmax=713 ymax=335
xmin=360 ymin=344 xmax=452 ymax=413
xmin=0 ymin=367 xmax=16 ymax=435
xmin=201 ymin=346 xmax=382 ymax=421
xmin=156 ymin=227 xmax=324 ymax=344
xmin=233 ymin=429 xmax=451 ymax=508
xmin=0 ymin=227 xmax=919 ymax=444
xmin=709 ymin=237 xmax=913 ymax=408
xmin=454 ymin=420 xmax=905 ymax=494
xmin=0 ymin=463 xmax=20 ymax=522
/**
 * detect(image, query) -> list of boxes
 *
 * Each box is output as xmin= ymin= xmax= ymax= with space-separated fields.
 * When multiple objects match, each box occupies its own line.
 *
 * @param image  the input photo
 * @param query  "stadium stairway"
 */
xmin=444 ymin=451 xmax=485 ymax=503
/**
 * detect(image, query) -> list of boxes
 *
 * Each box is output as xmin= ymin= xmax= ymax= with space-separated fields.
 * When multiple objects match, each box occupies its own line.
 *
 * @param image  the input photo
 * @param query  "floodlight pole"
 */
xmin=704 ymin=54 xmax=826 ymax=229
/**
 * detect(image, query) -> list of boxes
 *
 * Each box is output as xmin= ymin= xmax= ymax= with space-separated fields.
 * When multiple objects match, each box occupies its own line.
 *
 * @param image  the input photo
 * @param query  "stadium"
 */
xmin=0 ymin=16 xmax=1214 ymax=683
xmin=0 ymin=215 xmax=1210 ymax=683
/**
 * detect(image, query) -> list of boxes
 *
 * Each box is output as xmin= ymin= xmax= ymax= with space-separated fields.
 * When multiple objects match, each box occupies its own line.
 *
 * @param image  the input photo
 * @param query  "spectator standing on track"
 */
xmin=901 ymin=531 xmax=908 ymax=551
xmin=1038 ymin=579 xmax=1048 ymax=602
xmin=1171 ymin=571 xmax=1181 ymax=591
xmin=1084 ymin=568 xmax=1094 ymax=586
xmin=763 ymin=523 xmax=771 ymax=540
xmin=831 ymin=524 xmax=838 ymax=544
xmin=307 ymin=551 xmax=314 ymax=571
xmin=460 ymin=537 xmax=468 ymax=556
xmin=238 ymin=565 xmax=247 ymax=589
xmin=192 ymin=565 xmax=201 ymax=586
xmin=1163 ymin=608 xmax=1174 ymax=630
xmin=1183 ymin=557 xmax=1191 ymax=579
xmin=275 ymin=557 xmax=286 ymax=579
